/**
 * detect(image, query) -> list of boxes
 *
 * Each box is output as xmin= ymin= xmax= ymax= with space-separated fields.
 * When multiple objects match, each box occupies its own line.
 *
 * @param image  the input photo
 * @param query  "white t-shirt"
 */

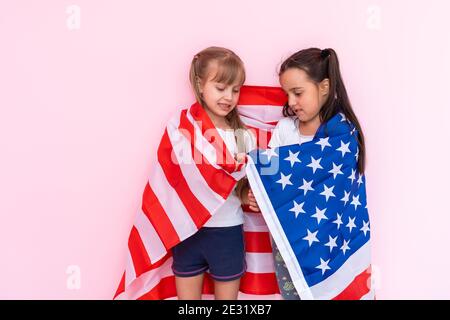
xmin=203 ymin=128 xmax=257 ymax=228
xmin=268 ymin=117 xmax=314 ymax=148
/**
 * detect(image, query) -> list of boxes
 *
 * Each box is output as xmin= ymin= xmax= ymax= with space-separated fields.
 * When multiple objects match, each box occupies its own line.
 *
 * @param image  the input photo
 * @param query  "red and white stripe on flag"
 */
xmin=114 ymin=86 xmax=286 ymax=300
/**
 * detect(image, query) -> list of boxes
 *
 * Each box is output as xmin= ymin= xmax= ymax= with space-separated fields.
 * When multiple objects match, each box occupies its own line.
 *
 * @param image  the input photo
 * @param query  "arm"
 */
xmin=236 ymin=129 xmax=261 ymax=211
xmin=238 ymin=180 xmax=260 ymax=212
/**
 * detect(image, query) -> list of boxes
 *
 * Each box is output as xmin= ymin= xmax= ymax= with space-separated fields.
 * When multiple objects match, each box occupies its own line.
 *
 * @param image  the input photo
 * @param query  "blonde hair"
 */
xmin=189 ymin=46 xmax=250 ymax=200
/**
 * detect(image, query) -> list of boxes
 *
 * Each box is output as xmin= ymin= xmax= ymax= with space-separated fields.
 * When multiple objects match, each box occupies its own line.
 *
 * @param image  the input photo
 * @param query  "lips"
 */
xmin=218 ymin=103 xmax=232 ymax=111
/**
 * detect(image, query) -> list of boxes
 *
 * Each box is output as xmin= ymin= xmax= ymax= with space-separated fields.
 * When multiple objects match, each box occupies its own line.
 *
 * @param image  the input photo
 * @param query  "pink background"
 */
xmin=1 ymin=0 xmax=449 ymax=299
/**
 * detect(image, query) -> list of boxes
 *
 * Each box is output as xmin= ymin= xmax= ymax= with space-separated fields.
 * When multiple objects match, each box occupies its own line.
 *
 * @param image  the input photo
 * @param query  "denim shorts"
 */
xmin=172 ymin=224 xmax=246 ymax=282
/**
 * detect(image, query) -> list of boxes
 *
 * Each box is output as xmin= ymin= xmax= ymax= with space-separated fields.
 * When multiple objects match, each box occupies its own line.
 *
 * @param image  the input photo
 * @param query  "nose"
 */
xmin=223 ymin=88 xmax=233 ymax=101
xmin=288 ymin=95 xmax=297 ymax=108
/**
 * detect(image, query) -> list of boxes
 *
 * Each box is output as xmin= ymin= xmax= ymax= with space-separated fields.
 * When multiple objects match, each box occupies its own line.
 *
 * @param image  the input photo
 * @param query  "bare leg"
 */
xmin=213 ymin=279 xmax=241 ymax=300
xmin=175 ymin=274 xmax=204 ymax=300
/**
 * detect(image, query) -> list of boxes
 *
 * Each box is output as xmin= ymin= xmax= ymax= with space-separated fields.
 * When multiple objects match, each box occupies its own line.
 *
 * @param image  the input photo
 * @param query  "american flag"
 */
xmin=246 ymin=112 xmax=374 ymax=300
xmin=114 ymin=86 xmax=288 ymax=300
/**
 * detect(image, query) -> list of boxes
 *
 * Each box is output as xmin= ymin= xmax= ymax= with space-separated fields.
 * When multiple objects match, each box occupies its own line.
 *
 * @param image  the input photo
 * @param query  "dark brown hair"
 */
xmin=279 ymin=48 xmax=366 ymax=173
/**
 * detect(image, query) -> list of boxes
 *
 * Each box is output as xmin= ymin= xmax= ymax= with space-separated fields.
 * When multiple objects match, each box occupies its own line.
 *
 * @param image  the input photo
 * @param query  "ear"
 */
xmin=320 ymin=78 xmax=330 ymax=96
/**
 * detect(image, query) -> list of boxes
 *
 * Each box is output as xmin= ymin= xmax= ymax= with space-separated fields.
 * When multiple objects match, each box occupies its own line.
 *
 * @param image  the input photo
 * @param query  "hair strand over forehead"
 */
xmin=189 ymin=47 xmax=246 ymax=106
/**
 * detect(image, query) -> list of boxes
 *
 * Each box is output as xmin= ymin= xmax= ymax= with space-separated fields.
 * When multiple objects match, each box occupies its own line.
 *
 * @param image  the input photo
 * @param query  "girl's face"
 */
xmin=279 ymin=68 xmax=329 ymax=124
xmin=199 ymin=63 xmax=242 ymax=120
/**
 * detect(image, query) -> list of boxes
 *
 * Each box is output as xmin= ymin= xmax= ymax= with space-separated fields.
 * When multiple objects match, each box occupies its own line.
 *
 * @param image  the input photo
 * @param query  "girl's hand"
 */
xmin=235 ymin=152 xmax=247 ymax=170
xmin=235 ymin=152 xmax=246 ymax=164
xmin=247 ymin=188 xmax=260 ymax=212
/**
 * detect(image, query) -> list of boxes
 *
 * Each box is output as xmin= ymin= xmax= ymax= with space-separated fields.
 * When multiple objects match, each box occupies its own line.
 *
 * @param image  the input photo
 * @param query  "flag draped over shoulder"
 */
xmin=114 ymin=86 xmax=287 ymax=300
xmin=246 ymin=112 xmax=374 ymax=300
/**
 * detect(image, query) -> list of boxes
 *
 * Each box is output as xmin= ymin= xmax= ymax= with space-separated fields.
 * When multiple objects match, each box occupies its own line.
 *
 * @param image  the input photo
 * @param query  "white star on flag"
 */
xmin=303 ymin=229 xmax=320 ymax=247
xmin=325 ymin=235 xmax=338 ymax=252
xmin=361 ymin=220 xmax=370 ymax=236
xmin=298 ymin=179 xmax=315 ymax=195
xmin=289 ymin=200 xmax=305 ymax=218
xmin=357 ymin=174 xmax=363 ymax=187
xmin=336 ymin=140 xmax=351 ymax=157
xmin=320 ymin=184 xmax=336 ymax=202
xmin=284 ymin=150 xmax=301 ymax=167
xmin=351 ymin=195 xmax=361 ymax=210
xmin=348 ymin=169 xmax=356 ymax=184
xmin=311 ymin=206 xmax=328 ymax=224
xmin=341 ymin=190 xmax=350 ymax=206
xmin=262 ymin=148 xmax=278 ymax=161
xmin=340 ymin=239 xmax=351 ymax=255
xmin=276 ymin=172 xmax=293 ymax=190
xmin=333 ymin=213 xmax=343 ymax=229
xmin=316 ymin=258 xmax=331 ymax=275
xmin=329 ymin=162 xmax=344 ymax=179
xmin=316 ymin=137 xmax=331 ymax=151
xmin=346 ymin=216 xmax=357 ymax=233
xmin=307 ymin=156 xmax=323 ymax=173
